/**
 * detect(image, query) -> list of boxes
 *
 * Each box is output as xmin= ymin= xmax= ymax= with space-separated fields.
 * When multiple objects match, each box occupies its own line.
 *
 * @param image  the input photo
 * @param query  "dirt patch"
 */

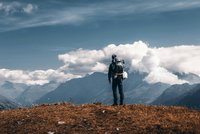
xmin=0 ymin=103 xmax=200 ymax=134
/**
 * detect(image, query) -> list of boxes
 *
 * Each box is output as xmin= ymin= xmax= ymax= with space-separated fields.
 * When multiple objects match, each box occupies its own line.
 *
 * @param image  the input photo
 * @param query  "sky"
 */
xmin=0 ymin=0 xmax=200 ymax=85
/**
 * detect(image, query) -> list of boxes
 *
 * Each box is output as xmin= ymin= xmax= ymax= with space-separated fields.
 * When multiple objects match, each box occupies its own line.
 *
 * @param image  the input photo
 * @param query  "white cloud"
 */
xmin=0 ymin=41 xmax=200 ymax=85
xmin=157 ymin=46 xmax=200 ymax=75
xmin=58 ymin=41 xmax=200 ymax=85
xmin=1 ymin=0 xmax=200 ymax=32
xmin=23 ymin=4 xmax=38 ymax=14
xmin=0 ymin=2 xmax=38 ymax=15
xmin=134 ymin=49 xmax=189 ymax=84
xmin=144 ymin=67 xmax=188 ymax=84
xmin=91 ymin=62 xmax=107 ymax=72
xmin=0 ymin=69 xmax=80 ymax=85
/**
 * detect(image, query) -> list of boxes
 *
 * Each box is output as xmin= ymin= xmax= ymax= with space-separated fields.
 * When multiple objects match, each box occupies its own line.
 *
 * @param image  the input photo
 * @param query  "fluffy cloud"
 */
xmin=0 ymin=69 xmax=79 ymax=85
xmin=157 ymin=46 xmax=200 ymax=75
xmin=0 ymin=2 xmax=37 ymax=15
xmin=58 ymin=41 xmax=200 ymax=85
xmin=23 ymin=3 xmax=38 ymax=14
xmin=0 ymin=41 xmax=200 ymax=85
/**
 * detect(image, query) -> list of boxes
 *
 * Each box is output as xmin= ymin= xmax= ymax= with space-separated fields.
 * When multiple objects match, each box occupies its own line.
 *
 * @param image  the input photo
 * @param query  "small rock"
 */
xmin=116 ymin=127 xmax=119 ymax=131
xmin=17 ymin=121 xmax=22 ymax=125
xmin=102 ymin=110 xmax=105 ymax=113
xmin=47 ymin=131 xmax=55 ymax=134
xmin=58 ymin=121 xmax=65 ymax=125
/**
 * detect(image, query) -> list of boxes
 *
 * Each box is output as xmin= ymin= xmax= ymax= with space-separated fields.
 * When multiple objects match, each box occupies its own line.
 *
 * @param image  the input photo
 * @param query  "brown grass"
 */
xmin=0 ymin=103 xmax=200 ymax=134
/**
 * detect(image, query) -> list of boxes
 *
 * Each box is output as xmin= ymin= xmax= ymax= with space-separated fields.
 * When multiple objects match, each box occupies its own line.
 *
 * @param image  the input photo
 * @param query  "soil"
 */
xmin=0 ymin=103 xmax=200 ymax=134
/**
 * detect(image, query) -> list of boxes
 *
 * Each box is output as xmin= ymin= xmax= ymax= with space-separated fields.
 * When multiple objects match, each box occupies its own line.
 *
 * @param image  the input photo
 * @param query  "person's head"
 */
xmin=111 ymin=54 xmax=117 ymax=63
xmin=112 ymin=54 xmax=117 ymax=60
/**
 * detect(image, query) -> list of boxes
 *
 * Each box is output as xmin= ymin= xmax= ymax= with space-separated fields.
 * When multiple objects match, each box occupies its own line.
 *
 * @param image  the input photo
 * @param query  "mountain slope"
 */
xmin=36 ymin=72 xmax=169 ymax=105
xmin=175 ymin=84 xmax=200 ymax=108
xmin=16 ymin=81 xmax=59 ymax=106
xmin=0 ymin=103 xmax=200 ymax=134
xmin=175 ymin=72 xmax=200 ymax=84
xmin=0 ymin=81 xmax=27 ymax=99
xmin=36 ymin=72 xmax=109 ymax=104
xmin=0 ymin=94 xmax=18 ymax=110
xmin=125 ymin=82 xmax=169 ymax=104
xmin=152 ymin=83 xmax=195 ymax=105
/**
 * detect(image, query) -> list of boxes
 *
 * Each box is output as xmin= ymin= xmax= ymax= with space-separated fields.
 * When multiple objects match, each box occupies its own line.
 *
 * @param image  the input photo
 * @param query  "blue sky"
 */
xmin=1 ymin=0 xmax=200 ymax=70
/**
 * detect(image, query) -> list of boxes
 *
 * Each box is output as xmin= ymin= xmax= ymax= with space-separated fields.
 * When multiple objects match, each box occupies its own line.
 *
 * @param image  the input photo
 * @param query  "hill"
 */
xmin=0 ymin=103 xmax=200 ymax=134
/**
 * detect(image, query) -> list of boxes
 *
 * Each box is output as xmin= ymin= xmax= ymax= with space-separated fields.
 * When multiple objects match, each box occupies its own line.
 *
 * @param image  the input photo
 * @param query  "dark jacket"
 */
xmin=108 ymin=62 xmax=115 ymax=81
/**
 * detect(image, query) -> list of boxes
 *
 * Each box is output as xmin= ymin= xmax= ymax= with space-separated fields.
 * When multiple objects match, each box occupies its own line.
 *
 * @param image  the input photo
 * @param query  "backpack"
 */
xmin=115 ymin=61 xmax=124 ymax=74
xmin=114 ymin=60 xmax=128 ymax=79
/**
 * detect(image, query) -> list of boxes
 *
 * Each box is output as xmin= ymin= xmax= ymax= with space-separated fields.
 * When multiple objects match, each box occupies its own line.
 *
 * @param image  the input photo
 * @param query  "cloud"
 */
xmin=23 ymin=3 xmax=38 ymax=14
xmin=156 ymin=46 xmax=200 ymax=75
xmin=0 ymin=41 xmax=199 ymax=85
xmin=58 ymin=41 xmax=200 ymax=85
xmin=144 ymin=67 xmax=188 ymax=84
xmin=0 ymin=2 xmax=38 ymax=15
xmin=1 ymin=0 xmax=200 ymax=32
xmin=140 ymin=50 xmax=188 ymax=84
xmin=0 ymin=69 xmax=80 ymax=85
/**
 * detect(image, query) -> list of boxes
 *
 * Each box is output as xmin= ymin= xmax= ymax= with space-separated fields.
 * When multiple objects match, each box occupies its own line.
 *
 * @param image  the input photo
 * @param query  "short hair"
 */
xmin=112 ymin=54 xmax=117 ymax=59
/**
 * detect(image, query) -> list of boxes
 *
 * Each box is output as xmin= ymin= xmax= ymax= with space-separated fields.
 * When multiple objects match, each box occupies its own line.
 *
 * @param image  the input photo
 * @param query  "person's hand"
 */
xmin=108 ymin=78 xmax=111 ymax=84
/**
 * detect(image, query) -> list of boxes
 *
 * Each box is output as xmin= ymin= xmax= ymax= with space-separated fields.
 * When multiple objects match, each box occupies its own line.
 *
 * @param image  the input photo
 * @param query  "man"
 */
xmin=108 ymin=54 xmax=124 ymax=105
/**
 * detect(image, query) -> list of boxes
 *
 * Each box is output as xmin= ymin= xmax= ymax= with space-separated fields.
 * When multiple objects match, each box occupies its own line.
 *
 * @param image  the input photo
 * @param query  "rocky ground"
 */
xmin=0 ymin=103 xmax=200 ymax=134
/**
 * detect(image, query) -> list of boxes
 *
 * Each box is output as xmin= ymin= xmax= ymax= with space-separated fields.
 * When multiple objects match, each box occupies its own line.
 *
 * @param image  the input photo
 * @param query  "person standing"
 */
xmin=108 ymin=54 xmax=124 ymax=105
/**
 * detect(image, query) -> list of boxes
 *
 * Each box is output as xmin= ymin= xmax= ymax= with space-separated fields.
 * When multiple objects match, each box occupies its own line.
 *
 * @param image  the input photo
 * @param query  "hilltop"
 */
xmin=0 ymin=103 xmax=200 ymax=134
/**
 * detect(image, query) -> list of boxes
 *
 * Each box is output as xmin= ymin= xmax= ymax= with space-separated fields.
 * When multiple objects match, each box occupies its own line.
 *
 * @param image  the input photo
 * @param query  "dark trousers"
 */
xmin=112 ymin=77 xmax=124 ymax=105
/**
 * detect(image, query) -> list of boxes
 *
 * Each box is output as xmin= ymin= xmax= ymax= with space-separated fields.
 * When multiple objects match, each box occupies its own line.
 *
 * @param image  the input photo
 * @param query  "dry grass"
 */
xmin=0 ymin=103 xmax=200 ymax=134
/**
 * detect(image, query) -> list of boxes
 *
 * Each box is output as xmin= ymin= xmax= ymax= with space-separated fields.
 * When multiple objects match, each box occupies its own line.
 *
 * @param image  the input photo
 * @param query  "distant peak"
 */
xmin=2 ymin=81 xmax=14 ymax=89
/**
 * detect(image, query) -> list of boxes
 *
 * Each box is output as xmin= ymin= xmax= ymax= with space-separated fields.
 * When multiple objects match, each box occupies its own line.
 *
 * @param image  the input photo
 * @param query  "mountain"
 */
xmin=16 ymin=81 xmax=59 ymax=106
xmin=175 ymin=72 xmax=200 ymax=84
xmin=125 ymin=82 xmax=170 ymax=104
xmin=36 ymin=72 xmax=109 ymax=104
xmin=0 ymin=81 xmax=27 ymax=99
xmin=1 ymin=81 xmax=15 ymax=89
xmin=152 ymin=83 xmax=196 ymax=105
xmin=0 ymin=103 xmax=200 ymax=133
xmin=174 ymin=84 xmax=200 ymax=109
xmin=0 ymin=94 xmax=18 ymax=110
xmin=36 ymin=72 xmax=170 ymax=105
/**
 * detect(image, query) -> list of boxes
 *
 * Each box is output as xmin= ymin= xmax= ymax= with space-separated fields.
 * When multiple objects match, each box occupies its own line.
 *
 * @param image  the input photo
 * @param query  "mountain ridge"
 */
xmin=35 ymin=72 xmax=170 ymax=105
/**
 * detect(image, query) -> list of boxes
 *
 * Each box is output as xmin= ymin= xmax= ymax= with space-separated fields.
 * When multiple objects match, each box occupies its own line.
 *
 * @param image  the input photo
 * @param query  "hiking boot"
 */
xmin=120 ymin=102 xmax=124 ymax=106
xmin=112 ymin=103 xmax=118 ymax=106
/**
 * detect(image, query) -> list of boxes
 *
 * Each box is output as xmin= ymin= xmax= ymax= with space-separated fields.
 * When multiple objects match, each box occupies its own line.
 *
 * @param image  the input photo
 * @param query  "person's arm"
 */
xmin=108 ymin=64 xmax=112 ymax=83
